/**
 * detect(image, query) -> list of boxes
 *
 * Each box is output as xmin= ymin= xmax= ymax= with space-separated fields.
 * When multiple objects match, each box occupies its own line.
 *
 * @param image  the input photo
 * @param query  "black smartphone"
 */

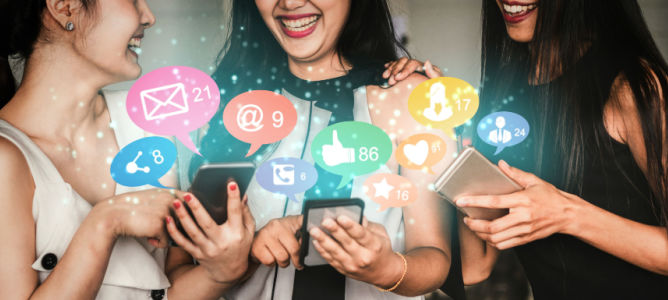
xmin=170 ymin=162 xmax=255 ymax=244
xmin=298 ymin=198 xmax=365 ymax=267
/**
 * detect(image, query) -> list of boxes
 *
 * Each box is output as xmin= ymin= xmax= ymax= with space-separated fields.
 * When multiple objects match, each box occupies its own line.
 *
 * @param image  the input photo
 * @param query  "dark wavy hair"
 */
xmin=480 ymin=0 xmax=668 ymax=228
xmin=0 ymin=0 xmax=97 ymax=108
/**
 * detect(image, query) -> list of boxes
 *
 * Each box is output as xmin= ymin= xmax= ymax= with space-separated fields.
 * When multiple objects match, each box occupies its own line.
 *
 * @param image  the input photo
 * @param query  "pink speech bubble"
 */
xmin=126 ymin=66 xmax=221 ymax=156
xmin=363 ymin=173 xmax=418 ymax=212
xmin=223 ymin=90 xmax=297 ymax=157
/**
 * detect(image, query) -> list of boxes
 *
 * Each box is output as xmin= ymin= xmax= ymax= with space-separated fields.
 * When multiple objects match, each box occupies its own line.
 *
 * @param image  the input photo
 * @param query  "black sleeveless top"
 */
xmin=473 ymin=49 xmax=668 ymax=299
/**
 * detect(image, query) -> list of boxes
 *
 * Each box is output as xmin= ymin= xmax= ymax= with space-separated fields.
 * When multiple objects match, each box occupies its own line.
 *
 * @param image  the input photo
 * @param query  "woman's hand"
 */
xmin=383 ymin=57 xmax=442 ymax=86
xmin=94 ymin=189 xmax=185 ymax=247
xmin=456 ymin=160 xmax=582 ymax=250
xmin=309 ymin=216 xmax=404 ymax=289
xmin=251 ymin=215 xmax=303 ymax=270
xmin=166 ymin=181 xmax=255 ymax=284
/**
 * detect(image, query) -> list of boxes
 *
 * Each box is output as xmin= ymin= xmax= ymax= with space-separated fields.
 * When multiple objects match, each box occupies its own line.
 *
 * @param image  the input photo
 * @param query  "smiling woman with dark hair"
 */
xmin=184 ymin=0 xmax=458 ymax=299
xmin=385 ymin=0 xmax=668 ymax=298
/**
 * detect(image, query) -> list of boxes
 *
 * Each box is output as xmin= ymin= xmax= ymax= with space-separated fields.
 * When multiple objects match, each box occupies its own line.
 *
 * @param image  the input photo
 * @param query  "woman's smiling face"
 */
xmin=495 ymin=0 xmax=538 ymax=42
xmin=255 ymin=0 xmax=351 ymax=63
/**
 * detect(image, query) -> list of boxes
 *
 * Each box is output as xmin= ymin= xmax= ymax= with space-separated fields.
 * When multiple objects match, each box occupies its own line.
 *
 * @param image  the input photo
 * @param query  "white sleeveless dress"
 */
xmin=0 ymin=90 xmax=171 ymax=299
xmin=221 ymin=87 xmax=422 ymax=300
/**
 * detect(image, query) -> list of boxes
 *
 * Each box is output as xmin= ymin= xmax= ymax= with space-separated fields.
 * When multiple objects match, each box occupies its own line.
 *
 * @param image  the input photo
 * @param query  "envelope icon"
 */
xmin=140 ymin=83 xmax=189 ymax=121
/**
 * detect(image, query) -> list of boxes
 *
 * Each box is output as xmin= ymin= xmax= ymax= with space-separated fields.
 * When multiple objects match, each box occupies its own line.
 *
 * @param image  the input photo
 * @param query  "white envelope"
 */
xmin=140 ymin=83 xmax=189 ymax=121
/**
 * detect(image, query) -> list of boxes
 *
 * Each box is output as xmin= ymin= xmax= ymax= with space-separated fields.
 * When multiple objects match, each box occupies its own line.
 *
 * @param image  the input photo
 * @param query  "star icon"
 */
xmin=373 ymin=178 xmax=395 ymax=200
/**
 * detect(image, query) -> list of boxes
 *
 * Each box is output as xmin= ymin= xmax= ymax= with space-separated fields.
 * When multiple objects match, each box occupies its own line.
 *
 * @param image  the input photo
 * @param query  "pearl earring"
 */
xmin=65 ymin=22 xmax=74 ymax=31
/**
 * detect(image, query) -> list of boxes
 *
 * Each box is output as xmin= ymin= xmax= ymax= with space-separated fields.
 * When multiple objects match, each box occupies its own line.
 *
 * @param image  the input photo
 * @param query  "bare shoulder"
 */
xmin=0 ymin=136 xmax=35 ymax=202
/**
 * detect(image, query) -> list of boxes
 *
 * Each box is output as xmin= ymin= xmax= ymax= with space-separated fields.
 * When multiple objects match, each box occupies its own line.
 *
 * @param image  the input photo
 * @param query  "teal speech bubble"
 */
xmin=311 ymin=121 xmax=392 ymax=189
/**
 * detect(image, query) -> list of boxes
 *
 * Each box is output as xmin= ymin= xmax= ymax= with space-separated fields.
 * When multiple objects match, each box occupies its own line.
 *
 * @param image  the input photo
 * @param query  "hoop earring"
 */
xmin=65 ymin=22 xmax=74 ymax=31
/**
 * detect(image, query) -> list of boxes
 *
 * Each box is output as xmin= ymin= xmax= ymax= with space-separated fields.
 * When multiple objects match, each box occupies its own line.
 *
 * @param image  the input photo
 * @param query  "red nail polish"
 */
xmin=230 ymin=182 xmax=237 ymax=191
xmin=173 ymin=200 xmax=181 ymax=209
xmin=166 ymin=216 xmax=171 ymax=223
xmin=184 ymin=195 xmax=192 ymax=202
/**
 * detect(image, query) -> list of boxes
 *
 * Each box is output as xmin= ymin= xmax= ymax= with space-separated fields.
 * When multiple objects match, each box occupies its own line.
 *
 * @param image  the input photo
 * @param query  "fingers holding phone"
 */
xmin=251 ymin=215 xmax=304 ymax=270
xmin=166 ymin=181 xmax=255 ymax=284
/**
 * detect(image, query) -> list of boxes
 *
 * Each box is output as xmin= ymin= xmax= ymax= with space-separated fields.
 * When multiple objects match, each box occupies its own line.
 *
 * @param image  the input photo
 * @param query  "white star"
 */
xmin=373 ymin=178 xmax=395 ymax=200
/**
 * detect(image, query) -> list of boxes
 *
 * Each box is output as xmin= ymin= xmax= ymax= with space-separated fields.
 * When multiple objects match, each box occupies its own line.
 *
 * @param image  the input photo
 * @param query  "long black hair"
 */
xmin=480 ymin=0 xmax=668 ymax=228
xmin=210 ymin=0 xmax=406 ymax=101
xmin=0 ymin=0 xmax=97 ymax=108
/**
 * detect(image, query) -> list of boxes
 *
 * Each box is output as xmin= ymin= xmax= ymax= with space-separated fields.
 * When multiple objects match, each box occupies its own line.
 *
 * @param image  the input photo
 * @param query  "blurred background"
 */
xmin=103 ymin=0 xmax=666 ymax=299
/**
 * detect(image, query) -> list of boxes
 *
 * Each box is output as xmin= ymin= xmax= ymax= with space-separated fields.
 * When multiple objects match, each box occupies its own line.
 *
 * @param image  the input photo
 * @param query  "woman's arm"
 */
xmin=0 ymin=138 xmax=181 ymax=299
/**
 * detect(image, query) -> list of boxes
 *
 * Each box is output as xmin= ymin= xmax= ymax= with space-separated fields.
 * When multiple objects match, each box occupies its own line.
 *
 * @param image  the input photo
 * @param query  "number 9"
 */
xmin=273 ymin=111 xmax=284 ymax=128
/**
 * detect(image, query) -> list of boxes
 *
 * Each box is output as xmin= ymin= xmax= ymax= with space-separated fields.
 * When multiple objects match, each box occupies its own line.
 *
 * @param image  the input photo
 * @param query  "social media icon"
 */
xmin=321 ymin=130 xmax=356 ymax=167
xmin=237 ymin=104 xmax=264 ymax=132
xmin=395 ymin=133 xmax=447 ymax=174
xmin=223 ymin=90 xmax=298 ymax=157
xmin=111 ymin=137 xmax=177 ymax=188
xmin=127 ymin=66 xmax=221 ymax=155
xmin=363 ymin=174 xmax=418 ymax=211
xmin=423 ymin=83 xmax=454 ymax=122
xmin=488 ymin=116 xmax=512 ymax=144
xmin=372 ymin=178 xmax=394 ymax=199
xmin=126 ymin=151 xmax=151 ymax=174
xmin=403 ymin=140 xmax=429 ymax=166
xmin=408 ymin=77 xmax=479 ymax=139
xmin=256 ymin=157 xmax=318 ymax=202
xmin=273 ymin=164 xmax=295 ymax=185
xmin=140 ymin=83 xmax=189 ymax=121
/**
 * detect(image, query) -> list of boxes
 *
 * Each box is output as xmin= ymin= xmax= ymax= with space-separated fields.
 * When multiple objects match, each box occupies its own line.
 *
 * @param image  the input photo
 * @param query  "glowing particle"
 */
xmin=200 ymin=36 xmax=207 ymax=42
xmin=171 ymin=38 xmax=178 ymax=45
xmin=97 ymin=131 xmax=104 ymax=139
xmin=78 ymin=101 xmax=84 ymax=107
xmin=71 ymin=150 xmax=77 ymax=159
xmin=106 ymin=157 xmax=112 ymax=164
xmin=101 ymin=183 xmax=107 ymax=189
xmin=389 ymin=119 xmax=396 ymax=126
xmin=393 ymin=109 xmax=401 ymax=117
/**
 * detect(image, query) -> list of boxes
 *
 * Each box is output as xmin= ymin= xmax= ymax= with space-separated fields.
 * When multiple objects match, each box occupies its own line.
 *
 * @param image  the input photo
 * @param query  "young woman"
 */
xmin=385 ymin=0 xmax=668 ymax=298
xmin=0 ymin=1 xmax=253 ymax=299
xmin=185 ymin=0 xmax=456 ymax=299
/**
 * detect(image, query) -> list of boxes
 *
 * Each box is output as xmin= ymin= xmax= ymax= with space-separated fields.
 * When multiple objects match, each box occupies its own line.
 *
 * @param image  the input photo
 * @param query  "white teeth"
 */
xmin=128 ymin=37 xmax=141 ymax=49
xmin=280 ymin=15 xmax=319 ymax=31
xmin=503 ymin=3 xmax=536 ymax=14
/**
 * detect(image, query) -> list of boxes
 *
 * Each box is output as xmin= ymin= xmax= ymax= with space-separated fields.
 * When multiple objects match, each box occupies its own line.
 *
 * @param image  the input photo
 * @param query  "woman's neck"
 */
xmin=287 ymin=50 xmax=352 ymax=81
xmin=1 ymin=44 xmax=110 ymax=142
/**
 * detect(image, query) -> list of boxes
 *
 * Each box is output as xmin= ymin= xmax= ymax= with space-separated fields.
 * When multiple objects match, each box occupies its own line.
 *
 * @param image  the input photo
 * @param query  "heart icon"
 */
xmin=403 ymin=140 xmax=429 ymax=166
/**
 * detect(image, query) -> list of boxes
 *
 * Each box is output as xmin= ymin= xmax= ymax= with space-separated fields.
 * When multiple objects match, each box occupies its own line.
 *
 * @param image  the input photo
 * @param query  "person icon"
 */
xmin=423 ymin=82 xmax=453 ymax=122
xmin=489 ymin=116 xmax=512 ymax=144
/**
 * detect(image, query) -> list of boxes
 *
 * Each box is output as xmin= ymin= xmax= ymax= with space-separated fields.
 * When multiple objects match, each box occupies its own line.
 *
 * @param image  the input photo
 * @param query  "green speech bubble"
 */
xmin=311 ymin=121 xmax=392 ymax=189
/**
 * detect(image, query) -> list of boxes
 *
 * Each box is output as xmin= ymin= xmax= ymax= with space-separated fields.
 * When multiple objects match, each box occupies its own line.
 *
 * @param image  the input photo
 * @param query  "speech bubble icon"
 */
xmin=255 ymin=157 xmax=318 ymax=203
xmin=363 ymin=173 xmax=418 ymax=212
xmin=396 ymin=133 xmax=447 ymax=174
xmin=311 ymin=121 xmax=393 ymax=189
xmin=408 ymin=77 xmax=479 ymax=140
xmin=223 ymin=90 xmax=298 ymax=157
xmin=477 ymin=111 xmax=530 ymax=155
xmin=126 ymin=66 xmax=221 ymax=156
xmin=110 ymin=136 xmax=177 ymax=189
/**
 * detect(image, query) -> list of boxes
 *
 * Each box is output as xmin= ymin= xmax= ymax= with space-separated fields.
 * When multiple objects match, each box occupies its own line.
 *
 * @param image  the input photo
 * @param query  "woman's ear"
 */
xmin=44 ymin=0 xmax=84 ymax=31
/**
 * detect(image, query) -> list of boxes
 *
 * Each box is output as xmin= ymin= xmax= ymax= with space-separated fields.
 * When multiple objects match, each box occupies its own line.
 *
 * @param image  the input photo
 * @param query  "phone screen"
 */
xmin=170 ymin=162 xmax=254 ymax=246
xmin=300 ymin=199 xmax=364 ymax=267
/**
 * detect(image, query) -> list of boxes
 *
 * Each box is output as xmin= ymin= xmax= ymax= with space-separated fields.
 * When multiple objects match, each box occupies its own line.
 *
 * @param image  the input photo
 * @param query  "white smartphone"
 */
xmin=433 ymin=147 xmax=521 ymax=220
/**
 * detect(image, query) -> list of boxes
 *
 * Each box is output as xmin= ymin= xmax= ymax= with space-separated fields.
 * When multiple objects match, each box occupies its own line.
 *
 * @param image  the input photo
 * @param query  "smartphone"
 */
xmin=171 ymin=162 xmax=255 ymax=243
xmin=433 ymin=147 xmax=521 ymax=220
xmin=298 ymin=198 xmax=364 ymax=267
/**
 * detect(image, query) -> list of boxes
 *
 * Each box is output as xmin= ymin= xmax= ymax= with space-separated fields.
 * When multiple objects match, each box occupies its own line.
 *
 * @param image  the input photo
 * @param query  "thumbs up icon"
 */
xmin=321 ymin=130 xmax=356 ymax=167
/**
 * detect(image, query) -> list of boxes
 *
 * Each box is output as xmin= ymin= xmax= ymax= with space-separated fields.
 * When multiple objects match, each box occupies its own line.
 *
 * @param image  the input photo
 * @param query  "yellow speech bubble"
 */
xmin=408 ymin=77 xmax=479 ymax=139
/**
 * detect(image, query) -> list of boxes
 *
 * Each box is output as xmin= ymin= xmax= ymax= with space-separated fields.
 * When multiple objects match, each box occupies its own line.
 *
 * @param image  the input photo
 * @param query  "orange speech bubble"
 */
xmin=395 ymin=133 xmax=447 ymax=174
xmin=363 ymin=173 xmax=418 ymax=212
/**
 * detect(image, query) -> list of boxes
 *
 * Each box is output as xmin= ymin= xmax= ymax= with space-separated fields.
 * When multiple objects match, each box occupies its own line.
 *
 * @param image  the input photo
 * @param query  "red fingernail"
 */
xmin=184 ymin=195 xmax=192 ymax=202
xmin=230 ymin=182 xmax=237 ymax=191
xmin=166 ymin=216 xmax=172 ymax=223
xmin=173 ymin=200 xmax=181 ymax=209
